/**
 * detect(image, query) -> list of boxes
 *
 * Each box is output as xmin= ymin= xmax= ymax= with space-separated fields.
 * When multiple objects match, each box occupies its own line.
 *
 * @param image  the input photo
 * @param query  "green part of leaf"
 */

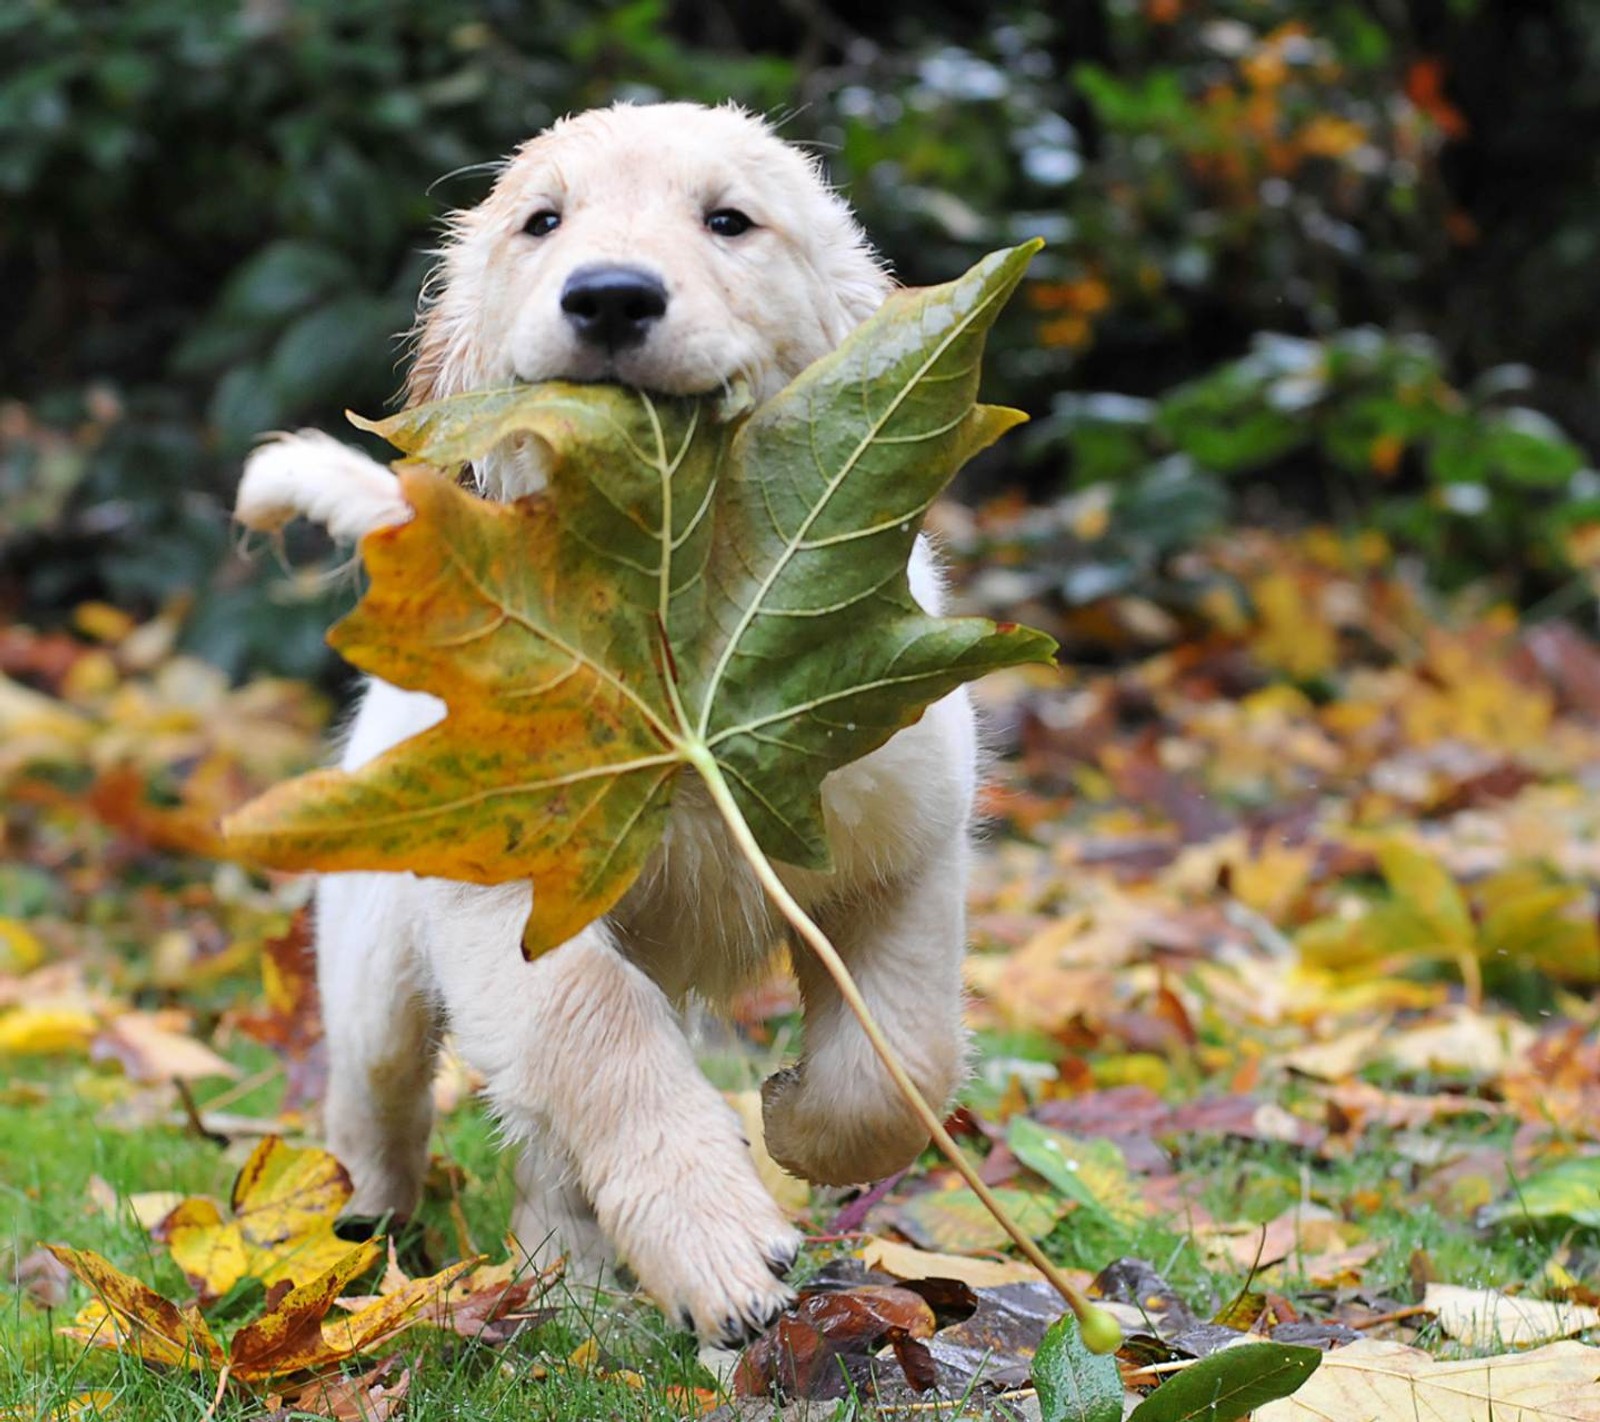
xmin=1126 ymin=1343 xmax=1321 ymax=1422
xmin=1034 ymin=1313 xmax=1123 ymax=1422
xmin=1484 ymin=1156 xmax=1600 ymax=1229
xmin=894 ymin=1185 xmax=1068 ymax=1255
xmin=228 ymin=242 xmax=1057 ymax=955
xmin=1373 ymin=839 xmax=1474 ymax=949
xmin=1007 ymin=1116 xmax=1135 ymax=1222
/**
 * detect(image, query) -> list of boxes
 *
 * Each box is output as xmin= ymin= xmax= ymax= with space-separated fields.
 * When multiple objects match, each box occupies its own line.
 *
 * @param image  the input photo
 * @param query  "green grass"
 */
xmin=2 ymin=1033 xmax=1558 ymax=1421
xmin=0 ymin=1058 xmax=720 ymax=1421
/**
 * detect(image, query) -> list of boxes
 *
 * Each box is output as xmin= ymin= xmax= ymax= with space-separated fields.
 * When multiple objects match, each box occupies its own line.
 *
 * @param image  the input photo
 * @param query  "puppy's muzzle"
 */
xmin=560 ymin=264 xmax=668 ymax=351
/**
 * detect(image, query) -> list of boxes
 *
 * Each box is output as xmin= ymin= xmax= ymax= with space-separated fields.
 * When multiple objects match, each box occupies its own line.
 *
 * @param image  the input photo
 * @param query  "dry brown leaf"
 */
xmin=1383 ymin=1008 xmax=1537 ymax=1076
xmin=1253 ymin=1338 xmax=1600 ymax=1420
xmin=90 ymin=1010 xmax=239 ymax=1083
xmin=1426 ymin=1283 xmax=1600 ymax=1348
xmin=857 ymin=1236 xmax=1055 ymax=1290
xmin=284 ymin=1354 xmax=410 ymax=1421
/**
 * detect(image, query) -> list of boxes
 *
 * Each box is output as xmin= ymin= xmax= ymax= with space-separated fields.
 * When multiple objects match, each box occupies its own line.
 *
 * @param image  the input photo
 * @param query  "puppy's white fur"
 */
xmin=237 ymin=102 xmax=977 ymax=1344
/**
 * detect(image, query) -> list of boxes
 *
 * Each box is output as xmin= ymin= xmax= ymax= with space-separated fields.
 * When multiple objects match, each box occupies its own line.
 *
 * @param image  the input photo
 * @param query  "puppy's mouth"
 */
xmin=515 ymin=347 xmax=734 ymax=402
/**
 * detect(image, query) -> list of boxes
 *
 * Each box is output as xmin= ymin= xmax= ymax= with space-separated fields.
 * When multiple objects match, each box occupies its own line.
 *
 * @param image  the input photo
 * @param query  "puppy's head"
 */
xmin=407 ymin=103 xmax=891 ymax=414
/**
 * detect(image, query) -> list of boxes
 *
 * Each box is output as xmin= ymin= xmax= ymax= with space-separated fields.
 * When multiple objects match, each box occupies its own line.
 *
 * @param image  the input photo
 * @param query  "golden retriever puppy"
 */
xmin=237 ymin=101 xmax=977 ymax=1343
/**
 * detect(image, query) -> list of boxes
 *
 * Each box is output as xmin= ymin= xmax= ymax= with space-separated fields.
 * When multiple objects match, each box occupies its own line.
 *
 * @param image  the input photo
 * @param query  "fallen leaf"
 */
xmin=1253 ymin=1338 xmax=1600 ymax=1419
xmin=733 ymin=1285 xmax=937 ymax=1401
xmin=1483 ymin=1154 xmax=1600 ymax=1229
xmin=153 ymin=1135 xmax=357 ymax=1304
xmin=891 ymin=1183 xmax=1069 ymax=1254
xmin=282 ymin=1354 xmax=410 ymax=1421
xmin=90 ymin=1010 xmax=240 ymax=1083
xmin=1425 ymin=1283 xmax=1600 ymax=1348
xmin=1033 ymin=1312 xmax=1123 ymax=1422
xmin=50 ymin=1245 xmax=225 ymax=1370
xmin=857 ymin=1236 xmax=1055 ymax=1290
xmin=1126 ymin=1341 xmax=1320 ymax=1421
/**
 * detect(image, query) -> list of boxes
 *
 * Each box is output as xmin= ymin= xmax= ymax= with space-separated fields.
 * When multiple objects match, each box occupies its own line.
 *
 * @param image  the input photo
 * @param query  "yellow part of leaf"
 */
xmin=157 ymin=1136 xmax=355 ymax=1303
xmin=1253 ymin=1338 xmax=1600 ymax=1420
xmin=0 ymin=919 xmax=46 ymax=973
xmin=0 ymin=1007 xmax=98 ymax=1056
xmin=225 ymin=1240 xmax=385 ymax=1380
xmin=1248 ymin=570 xmax=1339 ymax=681
xmin=894 ymin=1185 xmax=1068 ymax=1254
xmin=48 ymin=1245 xmax=224 ymax=1371
xmin=0 ymin=1389 xmax=120 ymax=1420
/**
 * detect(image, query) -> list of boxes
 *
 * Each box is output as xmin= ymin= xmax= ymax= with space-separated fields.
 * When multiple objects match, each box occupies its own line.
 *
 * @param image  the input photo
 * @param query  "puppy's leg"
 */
xmin=510 ymin=1136 xmax=612 ymax=1280
xmin=318 ymin=873 xmax=442 ymax=1223
xmin=427 ymin=886 xmax=799 ymax=1343
xmin=762 ymin=841 xmax=969 ymax=1186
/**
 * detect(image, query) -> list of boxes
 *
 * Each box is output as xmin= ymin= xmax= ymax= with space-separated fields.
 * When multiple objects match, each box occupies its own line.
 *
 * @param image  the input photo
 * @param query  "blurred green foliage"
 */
xmin=3 ymin=0 xmax=1599 ymax=678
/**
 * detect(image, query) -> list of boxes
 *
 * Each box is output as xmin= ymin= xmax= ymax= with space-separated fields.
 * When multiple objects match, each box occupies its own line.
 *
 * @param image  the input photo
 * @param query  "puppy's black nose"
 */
xmin=560 ymin=264 xmax=668 ymax=351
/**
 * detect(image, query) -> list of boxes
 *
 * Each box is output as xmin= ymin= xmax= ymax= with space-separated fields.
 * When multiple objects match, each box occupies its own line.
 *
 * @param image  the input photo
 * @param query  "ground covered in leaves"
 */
xmin=6 ymin=517 xmax=1600 ymax=1419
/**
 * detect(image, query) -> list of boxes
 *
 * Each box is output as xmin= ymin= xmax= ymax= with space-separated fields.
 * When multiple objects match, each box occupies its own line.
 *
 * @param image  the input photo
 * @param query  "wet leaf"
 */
xmin=224 ymin=244 xmax=1055 ymax=955
xmin=1033 ymin=1313 xmax=1123 ymax=1422
xmin=733 ymin=1285 xmax=938 ymax=1401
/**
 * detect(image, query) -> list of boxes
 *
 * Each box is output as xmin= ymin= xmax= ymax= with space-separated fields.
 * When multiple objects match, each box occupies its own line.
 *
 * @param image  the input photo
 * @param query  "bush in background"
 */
xmin=3 ymin=0 xmax=1598 ymax=679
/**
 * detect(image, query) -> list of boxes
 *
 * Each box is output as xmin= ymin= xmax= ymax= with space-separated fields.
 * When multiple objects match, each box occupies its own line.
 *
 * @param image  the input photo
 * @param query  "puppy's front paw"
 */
xmin=596 ymin=1166 xmax=800 ymax=1345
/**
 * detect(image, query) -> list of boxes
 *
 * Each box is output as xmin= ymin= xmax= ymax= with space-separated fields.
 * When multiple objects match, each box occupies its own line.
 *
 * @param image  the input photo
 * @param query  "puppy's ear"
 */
xmin=814 ymin=213 xmax=895 ymax=344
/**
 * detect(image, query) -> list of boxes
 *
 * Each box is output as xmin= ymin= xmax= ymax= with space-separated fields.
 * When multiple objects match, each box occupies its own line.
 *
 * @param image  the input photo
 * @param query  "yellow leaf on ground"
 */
xmin=1281 ymin=1021 xmax=1388 ymax=1080
xmin=0 ymin=1006 xmax=98 ymax=1056
xmin=1253 ymin=1338 xmax=1600 ymax=1420
xmin=155 ymin=1136 xmax=356 ymax=1304
xmin=0 ymin=1389 xmax=120 ymax=1420
xmin=1426 ymin=1283 xmax=1600 ymax=1348
xmin=858 ymin=1236 xmax=1056 ymax=1290
xmin=0 ymin=919 xmax=46 ymax=973
xmin=1249 ymin=571 xmax=1339 ymax=681
xmin=48 ymin=1245 xmax=224 ymax=1371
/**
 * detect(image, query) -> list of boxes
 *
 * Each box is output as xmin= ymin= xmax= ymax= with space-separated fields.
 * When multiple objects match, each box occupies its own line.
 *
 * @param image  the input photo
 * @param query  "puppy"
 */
xmin=238 ymin=102 xmax=978 ymax=1343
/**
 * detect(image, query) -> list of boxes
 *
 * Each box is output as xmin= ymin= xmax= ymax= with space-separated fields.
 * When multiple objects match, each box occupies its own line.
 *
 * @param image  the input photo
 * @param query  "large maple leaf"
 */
xmin=223 ymin=241 xmax=1055 ymax=955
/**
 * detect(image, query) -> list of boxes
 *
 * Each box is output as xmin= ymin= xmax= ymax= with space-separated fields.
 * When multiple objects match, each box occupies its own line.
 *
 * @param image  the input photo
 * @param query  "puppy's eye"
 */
xmin=523 ymin=210 xmax=561 ymax=238
xmin=706 ymin=208 xmax=754 ymax=238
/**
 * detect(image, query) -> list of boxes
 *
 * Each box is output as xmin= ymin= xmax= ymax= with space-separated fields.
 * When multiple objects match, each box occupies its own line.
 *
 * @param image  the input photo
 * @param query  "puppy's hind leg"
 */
xmin=317 ymin=873 xmax=443 ymax=1227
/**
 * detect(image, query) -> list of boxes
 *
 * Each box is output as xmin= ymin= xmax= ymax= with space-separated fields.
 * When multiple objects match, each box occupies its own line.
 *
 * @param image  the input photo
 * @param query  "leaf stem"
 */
xmin=687 ymin=746 xmax=1121 ymax=1354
